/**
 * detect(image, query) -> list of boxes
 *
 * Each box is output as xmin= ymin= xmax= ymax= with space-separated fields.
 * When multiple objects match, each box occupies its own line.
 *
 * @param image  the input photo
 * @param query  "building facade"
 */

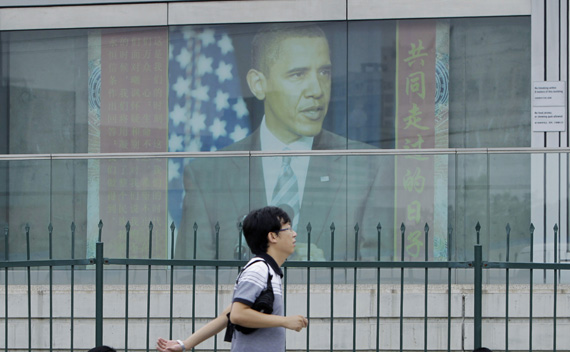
xmin=0 ymin=0 xmax=568 ymax=351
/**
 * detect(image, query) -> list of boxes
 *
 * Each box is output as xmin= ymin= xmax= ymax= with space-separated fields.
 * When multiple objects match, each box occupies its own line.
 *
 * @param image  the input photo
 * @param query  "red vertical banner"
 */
xmin=395 ymin=20 xmax=437 ymax=260
xmin=99 ymin=28 xmax=168 ymax=258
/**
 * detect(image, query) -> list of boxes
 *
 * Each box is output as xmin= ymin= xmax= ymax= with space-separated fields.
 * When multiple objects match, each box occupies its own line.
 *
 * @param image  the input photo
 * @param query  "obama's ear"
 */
xmin=246 ymin=69 xmax=266 ymax=101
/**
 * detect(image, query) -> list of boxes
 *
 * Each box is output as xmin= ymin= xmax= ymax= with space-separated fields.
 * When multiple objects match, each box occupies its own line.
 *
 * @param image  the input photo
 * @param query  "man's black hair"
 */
xmin=473 ymin=348 xmax=493 ymax=352
xmin=242 ymin=206 xmax=291 ymax=255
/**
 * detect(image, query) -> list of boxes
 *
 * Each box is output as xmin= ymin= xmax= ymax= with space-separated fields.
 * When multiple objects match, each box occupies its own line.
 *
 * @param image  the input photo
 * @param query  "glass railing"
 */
xmin=0 ymin=149 xmax=566 ymax=283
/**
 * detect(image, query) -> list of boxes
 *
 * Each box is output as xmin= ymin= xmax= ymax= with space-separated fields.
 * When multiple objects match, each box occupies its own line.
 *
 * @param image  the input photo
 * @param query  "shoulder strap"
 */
xmin=235 ymin=258 xmax=273 ymax=287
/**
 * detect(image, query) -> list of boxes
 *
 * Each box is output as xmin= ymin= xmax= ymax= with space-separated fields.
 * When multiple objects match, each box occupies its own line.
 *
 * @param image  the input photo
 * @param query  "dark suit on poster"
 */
xmin=175 ymin=127 xmax=393 ymax=261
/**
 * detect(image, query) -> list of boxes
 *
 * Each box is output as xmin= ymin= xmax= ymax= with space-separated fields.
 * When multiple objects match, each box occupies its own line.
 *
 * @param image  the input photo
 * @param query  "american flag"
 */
xmin=168 ymin=26 xmax=251 ymax=231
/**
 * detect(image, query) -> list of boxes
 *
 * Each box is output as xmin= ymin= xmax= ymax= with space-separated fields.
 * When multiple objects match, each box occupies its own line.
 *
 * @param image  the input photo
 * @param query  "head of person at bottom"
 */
xmin=88 ymin=346 xmax=116 ymax=352
xmin=242 ymin=206 xmax=297 ymax=265
xmin=247 ymin=23 xmax=332 ymax=145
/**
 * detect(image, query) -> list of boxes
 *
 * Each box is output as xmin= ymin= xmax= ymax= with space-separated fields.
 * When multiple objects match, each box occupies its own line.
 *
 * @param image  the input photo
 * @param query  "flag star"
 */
xmin=209 ymin=118 xmax=227 ymax=140
xmin=176 ymin=47 xmax=192 ymax=69
xmin=168 ymin=160 xmax=181 ymax=182
xmin=181 ymin=26 xmax=197 ymax=40
xmin=191 ymin=84 xmax=210 ymax=101
xmin=189 ymin=112 xmax=207 ymax=135
xmin=196 ymin=55 xmax=213 ymax=76
xmin=210 ymin=145 xmax=218 ymax=152
xmin=230 ymin=125 xmax=249 ymax=142
xmin=169 ymin=133 xmax=184 ymax=152
xmin=188 ymin=138 xmax=202 ymax=152
xmin=232 ymin=97 xmax=249 ymax=119
xmin=214 ymin=90 xmax=230 ymax=112
xmin=173 ymin=76 xmax=191 ymax=98
xmin=170 ymin=103 xmax=188 ymax=127
xmin=217 ymin=34 xmax=234 ymax=55
xmin=198 ymin=29 xmax=216 ymax=47
xmin=215 ymin=61 xmax=233 ymax=83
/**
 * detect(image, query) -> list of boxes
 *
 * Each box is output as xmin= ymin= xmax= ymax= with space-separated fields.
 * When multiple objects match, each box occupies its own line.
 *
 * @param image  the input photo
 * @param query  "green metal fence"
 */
xmin=1 ymin=220 xmax=569 ymax=351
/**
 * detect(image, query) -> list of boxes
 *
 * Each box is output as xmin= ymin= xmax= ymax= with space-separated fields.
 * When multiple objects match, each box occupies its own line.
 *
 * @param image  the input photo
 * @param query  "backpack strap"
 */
xmin=235 ymin=258 xmax=273 ymax=287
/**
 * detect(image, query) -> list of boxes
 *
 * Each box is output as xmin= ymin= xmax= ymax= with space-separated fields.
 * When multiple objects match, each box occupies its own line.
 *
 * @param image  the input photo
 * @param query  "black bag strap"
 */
xmin=235 ymin=258 xmax=272 ymax=287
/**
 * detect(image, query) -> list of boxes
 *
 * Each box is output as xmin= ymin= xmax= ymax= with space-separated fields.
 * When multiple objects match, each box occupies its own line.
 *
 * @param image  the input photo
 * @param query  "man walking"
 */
xmin=157 ymin=206 xmax=307 ymax=351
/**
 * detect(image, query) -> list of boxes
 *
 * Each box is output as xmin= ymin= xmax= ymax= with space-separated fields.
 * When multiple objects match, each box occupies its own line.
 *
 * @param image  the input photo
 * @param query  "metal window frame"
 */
xmin=0 ymin=0 xmax=532 ymax=30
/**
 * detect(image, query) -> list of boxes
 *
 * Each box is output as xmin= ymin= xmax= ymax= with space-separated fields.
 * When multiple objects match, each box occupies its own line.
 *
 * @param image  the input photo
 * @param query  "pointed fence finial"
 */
xmin=330 ymin=222 xmax=335 ymax=231
xmin=98 ymin=220 xmax=103 ymax=242
xmin=126 ymin=221 xmax=131 ymax=231
xmin=475 ymin=221 xmax=481 ymax=244
xmin=170 ymin=222 xmax=176 ymax=231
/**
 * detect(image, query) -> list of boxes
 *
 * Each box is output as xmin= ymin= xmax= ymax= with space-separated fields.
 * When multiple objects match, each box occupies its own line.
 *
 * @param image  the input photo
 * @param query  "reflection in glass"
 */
xmin=348 ymin=17 xmax=531 ymax=149
xmin=87 ymin=157 xmax=168 ymax=259
xmin=174 ymin=155 xmax=250 ymax=260
xmin=1 ymin=159 xmax=51 ymax=261
xmin=0 ymin=17 xmax=534 ymax=271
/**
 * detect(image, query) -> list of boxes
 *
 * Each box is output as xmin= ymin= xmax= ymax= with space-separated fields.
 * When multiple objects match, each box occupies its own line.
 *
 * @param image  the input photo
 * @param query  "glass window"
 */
xmin=348 ymin=17 xmax=531 ymax=149
xmin=0 ymin=17 xmax=532 ymax=265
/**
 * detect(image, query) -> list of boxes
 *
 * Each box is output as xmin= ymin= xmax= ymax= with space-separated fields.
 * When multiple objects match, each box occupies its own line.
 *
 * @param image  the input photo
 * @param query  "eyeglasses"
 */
xmin=279 ymin=227 xmax=292 ymax=233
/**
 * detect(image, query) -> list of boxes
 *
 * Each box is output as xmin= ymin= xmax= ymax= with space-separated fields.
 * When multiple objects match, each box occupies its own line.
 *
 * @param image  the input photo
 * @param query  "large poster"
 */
xmin=88 ymin=28 xmax=169 ymax=259
xmin=395 ymin=20 xmax=449 ymax=261
xmin=168 ymin=23 xmax=393 ymax=261
xmin=84 ymin=21 xmax=448 ymax=262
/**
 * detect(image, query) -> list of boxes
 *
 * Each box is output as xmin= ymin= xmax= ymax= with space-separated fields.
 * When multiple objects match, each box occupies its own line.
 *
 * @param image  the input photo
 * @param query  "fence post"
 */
xmin=95 ymin=240 xmax=104 ymax=347
xmin=4 ymin=226 xmax=8 ymax=352
xmin=474 ymin=244 xmax=483 ymax=350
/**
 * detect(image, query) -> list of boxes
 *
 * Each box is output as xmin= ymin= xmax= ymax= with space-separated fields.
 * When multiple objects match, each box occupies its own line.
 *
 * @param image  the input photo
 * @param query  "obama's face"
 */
xmin=250 ymin=36 xmax=332 ymax=144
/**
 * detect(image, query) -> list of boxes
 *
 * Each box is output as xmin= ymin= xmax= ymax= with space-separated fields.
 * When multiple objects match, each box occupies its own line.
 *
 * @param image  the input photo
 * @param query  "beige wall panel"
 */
xmin=169 ymin=0 xmax=346 ymax=25
xmin=349 ymin=0 xmax=531 ymax=19
xmin=0 ymin=3 xmax=167 ymax=30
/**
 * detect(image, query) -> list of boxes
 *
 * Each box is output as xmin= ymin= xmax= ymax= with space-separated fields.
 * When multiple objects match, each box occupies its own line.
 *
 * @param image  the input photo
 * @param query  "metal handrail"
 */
xmin=1 ymin=147 xmax=570 ymax=161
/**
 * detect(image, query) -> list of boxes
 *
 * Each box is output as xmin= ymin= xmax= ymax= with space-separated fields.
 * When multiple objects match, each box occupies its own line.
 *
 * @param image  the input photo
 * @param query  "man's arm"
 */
xmin=229 ymin=302 xmax=307 ymax=332
xmin=156 ymin=305 xmax=231 ymax=352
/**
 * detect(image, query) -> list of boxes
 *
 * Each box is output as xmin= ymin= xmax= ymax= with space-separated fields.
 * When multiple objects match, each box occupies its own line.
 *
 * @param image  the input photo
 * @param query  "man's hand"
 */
xmin=156 ymin=337 xmax=183 ymax=352
xmin=283 ymin=315 xmax=308 ymax=332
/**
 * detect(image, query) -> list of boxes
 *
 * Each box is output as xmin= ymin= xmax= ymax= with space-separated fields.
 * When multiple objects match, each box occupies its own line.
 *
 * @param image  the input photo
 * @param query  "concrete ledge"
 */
xmin=0 ymin=284 xmax=567 ymax=351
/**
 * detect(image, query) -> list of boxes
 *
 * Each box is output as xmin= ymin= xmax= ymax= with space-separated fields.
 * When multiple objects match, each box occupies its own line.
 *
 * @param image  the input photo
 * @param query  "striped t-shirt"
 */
xmin=230 ymin=253 xmax=284 ymax=352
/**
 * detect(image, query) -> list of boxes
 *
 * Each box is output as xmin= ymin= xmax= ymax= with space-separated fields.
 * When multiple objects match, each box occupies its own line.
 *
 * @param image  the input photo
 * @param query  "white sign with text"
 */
xmin=532 ymin=106 xmax=566 ymax=132
xmin=532 ymin=81 xmax=566 ymax=132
